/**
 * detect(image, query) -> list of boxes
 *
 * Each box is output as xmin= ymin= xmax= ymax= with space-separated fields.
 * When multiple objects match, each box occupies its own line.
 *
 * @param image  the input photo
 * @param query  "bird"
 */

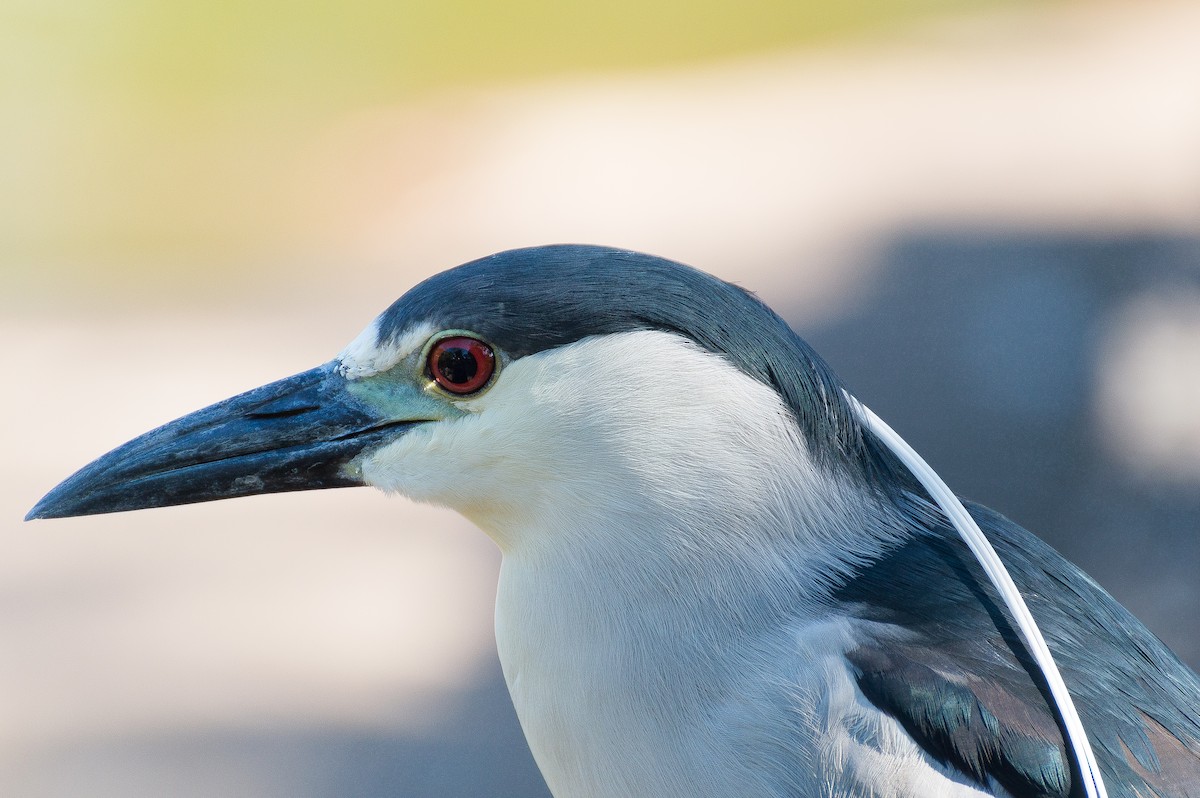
xmin=27 ymin=244 xmax=1200 ymax=798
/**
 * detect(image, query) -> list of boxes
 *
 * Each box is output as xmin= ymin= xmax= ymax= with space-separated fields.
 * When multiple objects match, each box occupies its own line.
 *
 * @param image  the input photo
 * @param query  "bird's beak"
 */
xmin=26 ymin=362 xmax=428 ymax=520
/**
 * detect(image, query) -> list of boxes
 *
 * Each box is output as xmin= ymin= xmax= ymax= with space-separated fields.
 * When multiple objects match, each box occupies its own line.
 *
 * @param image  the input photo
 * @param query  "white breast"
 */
xmin=497 ymin=563 xmax=1006 ymax=798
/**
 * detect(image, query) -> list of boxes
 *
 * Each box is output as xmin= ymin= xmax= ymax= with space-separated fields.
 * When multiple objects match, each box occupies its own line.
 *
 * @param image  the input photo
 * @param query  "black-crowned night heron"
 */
xmin=28 ymin=245 xmax=1200 ymax=797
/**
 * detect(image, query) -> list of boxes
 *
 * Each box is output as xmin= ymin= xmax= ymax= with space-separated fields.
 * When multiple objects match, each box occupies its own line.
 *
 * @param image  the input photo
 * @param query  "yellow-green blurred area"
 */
xmin=12 ymin=0 xmax=1019 ymax=94
xmin=3 ymin=0 xmax=1039 ymax=298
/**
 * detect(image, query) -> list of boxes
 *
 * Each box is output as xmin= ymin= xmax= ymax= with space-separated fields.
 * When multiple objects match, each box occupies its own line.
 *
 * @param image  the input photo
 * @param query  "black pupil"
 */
xmin=436 ymin=346 xmax=478 ymax=385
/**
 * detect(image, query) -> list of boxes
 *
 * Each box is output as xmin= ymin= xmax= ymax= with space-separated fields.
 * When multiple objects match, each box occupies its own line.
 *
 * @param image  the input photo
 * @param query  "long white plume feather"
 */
xmin=850 ymin=399 xmax=1108 ymax=798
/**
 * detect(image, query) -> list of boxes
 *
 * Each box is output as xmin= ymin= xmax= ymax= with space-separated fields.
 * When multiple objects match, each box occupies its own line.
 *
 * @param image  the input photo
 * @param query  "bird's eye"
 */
xmin=428 ymin=336 xmax=495 ymax=395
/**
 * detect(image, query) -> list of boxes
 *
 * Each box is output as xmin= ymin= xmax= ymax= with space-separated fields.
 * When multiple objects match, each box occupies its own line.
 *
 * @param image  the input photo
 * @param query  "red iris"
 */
xmin=428 ymin=337 xmax=495 ymax=394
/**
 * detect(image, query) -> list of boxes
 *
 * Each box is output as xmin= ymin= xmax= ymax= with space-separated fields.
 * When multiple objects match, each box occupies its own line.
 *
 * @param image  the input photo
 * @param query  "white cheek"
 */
xmin=359 ymin=423 xmax=461 ymax=501
xmin=358 ymin=360 xmax=587 ymax=519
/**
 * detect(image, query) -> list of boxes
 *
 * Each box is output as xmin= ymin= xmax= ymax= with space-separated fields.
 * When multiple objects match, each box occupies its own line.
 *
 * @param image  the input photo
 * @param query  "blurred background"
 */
xmin=4 ymin=1 xmax=1200 ymax=795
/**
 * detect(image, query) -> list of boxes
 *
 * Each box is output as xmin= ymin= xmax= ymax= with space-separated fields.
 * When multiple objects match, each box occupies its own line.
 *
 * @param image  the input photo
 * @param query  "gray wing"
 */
xmin=835 ymin=501 xmax=1200 ymax=798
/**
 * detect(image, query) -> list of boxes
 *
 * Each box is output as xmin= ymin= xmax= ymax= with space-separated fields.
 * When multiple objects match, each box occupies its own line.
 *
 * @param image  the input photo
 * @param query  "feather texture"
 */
xmin=839 ymin=501 xmax=1200 ymax=797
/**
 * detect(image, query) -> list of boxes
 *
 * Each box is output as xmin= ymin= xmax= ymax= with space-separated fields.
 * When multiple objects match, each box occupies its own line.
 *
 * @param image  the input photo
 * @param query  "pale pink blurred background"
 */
xmin=4 ymin=2 xmax=1200 ymax=795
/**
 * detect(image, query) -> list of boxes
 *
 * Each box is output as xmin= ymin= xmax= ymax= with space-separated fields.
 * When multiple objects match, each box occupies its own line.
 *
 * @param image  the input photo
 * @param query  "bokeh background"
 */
xmin=4 ymin=1 xmax=1200 ymax=795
